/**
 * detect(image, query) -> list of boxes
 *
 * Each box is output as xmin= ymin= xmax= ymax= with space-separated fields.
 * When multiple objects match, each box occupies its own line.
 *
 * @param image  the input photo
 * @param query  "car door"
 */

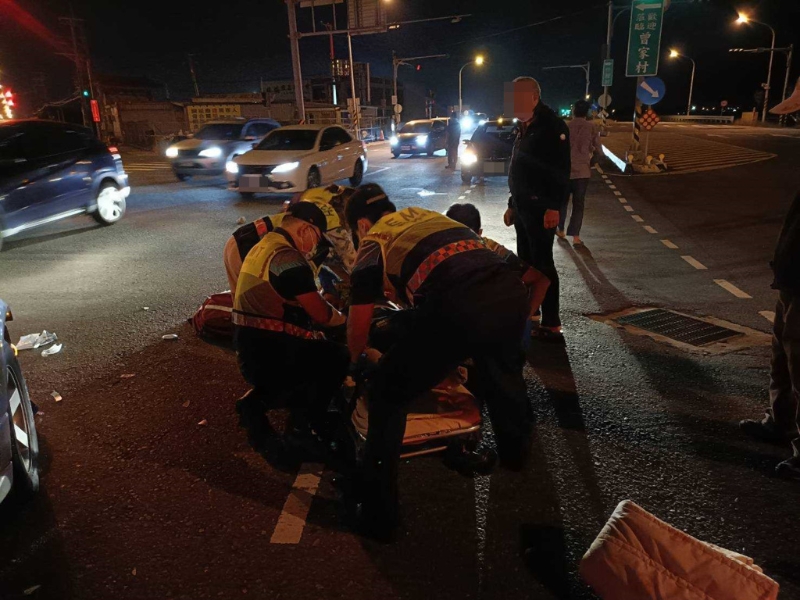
xmin=431 ymin=120 xmax=447 ymax=150
xmin=0 ymin=125 xmax=34 ymax=232
xmin=328 ymin=127 xmax=358 ymax=179
xmin=19 ymin=122 xmax=94 ymax=219
xmin=316 ymin=128 xmax=342 ymax=184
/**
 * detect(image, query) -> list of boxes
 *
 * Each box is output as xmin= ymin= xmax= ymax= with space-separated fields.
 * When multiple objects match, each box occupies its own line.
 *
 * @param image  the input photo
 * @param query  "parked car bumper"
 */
xmin=170 ymin=157 xmax=226 ymax=176
xmin=462 ymin=158 xmax=510 ymax=178
xmin=227 ymin=172 xmax=302 ymax=194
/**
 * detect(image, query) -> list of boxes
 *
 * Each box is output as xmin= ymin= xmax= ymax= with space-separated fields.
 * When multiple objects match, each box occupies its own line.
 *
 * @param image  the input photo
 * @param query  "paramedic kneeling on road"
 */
xmin=223 ymin=185 xmax=356 ymax=293
xmin=233 ymin=201 xmax=349 ymax=446
xmin=345 ymin=184 xmax=533 ymax=540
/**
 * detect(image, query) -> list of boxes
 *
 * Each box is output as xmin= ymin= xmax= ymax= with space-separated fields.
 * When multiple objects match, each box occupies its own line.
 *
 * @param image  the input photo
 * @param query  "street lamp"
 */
xmin=668 ymin=49 xmax=696 ymax=116
xmin=736 ymin=11 xmax=776 ymax=122
xmin=458 ymin=55 xmax=484 ymax=117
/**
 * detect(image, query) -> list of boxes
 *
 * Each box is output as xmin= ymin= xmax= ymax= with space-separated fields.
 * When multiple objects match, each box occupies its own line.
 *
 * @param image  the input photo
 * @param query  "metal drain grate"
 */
xmin=615 ymin=309 xmax=743 ymax=347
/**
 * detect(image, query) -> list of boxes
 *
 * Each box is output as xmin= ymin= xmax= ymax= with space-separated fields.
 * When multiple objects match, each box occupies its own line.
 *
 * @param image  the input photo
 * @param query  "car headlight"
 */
xmin=461 ymin=116 xmax=474 ymax=129
xmin=416 ymin=135 xmax=428 ymax=145
xmin=226 ymin=161 xmax=239 ymax=174
xmin=199 ymin=147 xmax=223 ymax=158
xmin=272 ymin=161 xmax=300 ymax=174
xmin=165 ymin=146 xmax=178 ymax=158
xmin=461 ymin=150 xmax=478 ymax=166
xmin=390 ymin=136 xmax=399 ymax=146
xmin=478 ymin=119 xmax=487 ymax=126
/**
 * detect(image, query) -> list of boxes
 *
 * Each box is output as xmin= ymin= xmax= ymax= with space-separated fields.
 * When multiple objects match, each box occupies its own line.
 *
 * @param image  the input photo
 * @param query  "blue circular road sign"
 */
xmin=637 ymin=77 xmax=666 ymax=105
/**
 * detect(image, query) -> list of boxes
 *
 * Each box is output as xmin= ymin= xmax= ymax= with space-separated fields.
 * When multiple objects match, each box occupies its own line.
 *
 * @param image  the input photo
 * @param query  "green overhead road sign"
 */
xmin=602 ymin=59 xmax=614 ymax=87
xmin=625 ymin=0 xmax=665 ymax=77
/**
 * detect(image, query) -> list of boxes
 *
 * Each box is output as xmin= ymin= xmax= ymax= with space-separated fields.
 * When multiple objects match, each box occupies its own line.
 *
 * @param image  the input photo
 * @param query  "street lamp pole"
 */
xmin=542 ymin=63 xmax=592 ymax=100
xmin=669 ymin=51 xmax=696 ymax=116
xmin=458 ymin=56 xmax=484 ymax=117
xmin=737 ymin=14 xmax=776 ymax=122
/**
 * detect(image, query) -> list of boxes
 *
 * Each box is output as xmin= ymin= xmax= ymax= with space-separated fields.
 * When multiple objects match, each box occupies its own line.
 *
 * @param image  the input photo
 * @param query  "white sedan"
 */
xmin=226 ymin=124 xmax=368 ymax=197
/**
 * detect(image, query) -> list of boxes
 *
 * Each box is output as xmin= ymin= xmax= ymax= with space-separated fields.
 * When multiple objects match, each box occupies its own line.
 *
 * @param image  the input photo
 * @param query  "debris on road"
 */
xmin=23 ymin=585 xmax=42 ymax=596
xmin=41 ymin=343 xmax=63 ymax=357
xmin=197 ymin=419 xmax=208 ymax=426
xmin=182 ymin=400 xmax=190 ymax=408
xmin=51 ymin=391 xmax=62 ymax=403
xmin=236 ymin=216 xmax=246 ymax=225
xmin=120 ymin=373 xmax=136 ymax=379
xmin=162 ymin=334 xmax=179 ymax=341
xmin=132 ymin=568 xmax=137 ymax=576
xmin=17 ymin=330 xmax=58 ymax=351
xmin=142 ymin=307 xmax=150 ymax=311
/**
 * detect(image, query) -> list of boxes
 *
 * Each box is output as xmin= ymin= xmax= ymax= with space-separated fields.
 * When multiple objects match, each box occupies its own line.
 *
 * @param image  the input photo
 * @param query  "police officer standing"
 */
xmin=504 ymin=77 xmax=570 ymax=341
xmin=345 ymin=184 xmax=533 ymax=540
xmin=445 ymin=112 xmax=462 ymax=170
xmin=233 ymin=201 xmax=349 ymax=453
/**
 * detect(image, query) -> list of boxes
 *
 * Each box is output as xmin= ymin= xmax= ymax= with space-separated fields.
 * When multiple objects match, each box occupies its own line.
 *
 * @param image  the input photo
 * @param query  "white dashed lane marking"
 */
xmin=607 ymin=184 xmax=617 ymax=190
xmin=619 ymin=198 xmax=627 ymax=203
xmin=661 ymin=239 xmax=679 ymax=249
xmin=644 ymin=226 xmax=658 ymax=234
xmin=624 ymin=206 xmax=634 ymax=212
xmin=631 ymin=215 xmax=644 ymax=222
xmin=681 ymin=255 xmax=707 ymax=270
xmin=270 ymin=463 xmax=324 ymax=544
xmin=714 ymin=279 xmax=752 ymax=299
xmin=613 ymin=191 xmax=622 ymax=196
xmin=458 ymin=196 xmax=466 ymax=200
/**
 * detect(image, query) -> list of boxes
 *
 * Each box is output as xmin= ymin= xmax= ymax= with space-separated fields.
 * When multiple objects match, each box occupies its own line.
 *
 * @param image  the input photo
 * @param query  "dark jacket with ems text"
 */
xmin=508 ymin=102 xmax=571 ymax=212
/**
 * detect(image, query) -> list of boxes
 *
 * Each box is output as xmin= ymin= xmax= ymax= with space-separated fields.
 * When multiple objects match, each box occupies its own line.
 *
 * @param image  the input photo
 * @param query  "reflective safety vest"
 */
xmin=482 ymin=236 xmax=515 ymax=263
xmin=361 ymin=207 xmax=486 ymax=304
xmin=233 ymin=231 xmax=323 ymax=340
xmin=233 ymin=213 xmax=286 ymax=261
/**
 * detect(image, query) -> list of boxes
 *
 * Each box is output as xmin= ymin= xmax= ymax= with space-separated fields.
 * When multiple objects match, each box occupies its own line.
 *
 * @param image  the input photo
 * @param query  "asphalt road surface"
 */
xmin=1 ymin=128 xmax=799 ymax=600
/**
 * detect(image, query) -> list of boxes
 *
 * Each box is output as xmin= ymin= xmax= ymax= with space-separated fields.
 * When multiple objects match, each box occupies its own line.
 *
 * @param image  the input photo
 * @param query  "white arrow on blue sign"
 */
xmin=636 ymin=76 xmax=666 ymax=105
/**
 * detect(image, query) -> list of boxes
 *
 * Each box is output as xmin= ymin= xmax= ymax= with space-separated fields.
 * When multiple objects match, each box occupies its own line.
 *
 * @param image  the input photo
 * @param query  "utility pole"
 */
xmin=187 ymin=54 xmax=200 ymax=97
xmin=779 ymin=44 xmax=794 ymax=126
xmin=347 ymin=31 xmax=358 ymax=136
xmin=58 ymin=12 xmax=89 ymax=127
xmin=286 ymin=0 xmax=306 ymax=123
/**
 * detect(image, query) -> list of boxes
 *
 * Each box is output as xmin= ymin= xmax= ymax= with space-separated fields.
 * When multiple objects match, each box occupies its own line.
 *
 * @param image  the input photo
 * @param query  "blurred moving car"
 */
xmin=390 ymin=119 xmax=448 ymax=158
xmin=166 ymin=118 xmax=281 ymax=181
xmin=0 ymin=301 xmax=39 ymax=505
xmin=460 ymin=117 xmax=518 ymax=184
xmin=0 ymin=119 xmax=130 ymax=250
xmin=226 ymin=124 xmax=367 ymax=197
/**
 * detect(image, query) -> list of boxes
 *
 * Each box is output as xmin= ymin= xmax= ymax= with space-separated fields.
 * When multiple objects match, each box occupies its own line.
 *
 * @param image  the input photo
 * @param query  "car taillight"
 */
xmin=108 ymin=146 xmax=119 ymax=154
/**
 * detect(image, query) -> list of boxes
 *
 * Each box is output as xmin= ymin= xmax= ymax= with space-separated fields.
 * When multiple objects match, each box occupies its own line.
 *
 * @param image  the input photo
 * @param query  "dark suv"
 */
xmin=390 ymin=119 xmax=448 ymax=158
xmin=0 ymin=120 xmax=129 ymax=249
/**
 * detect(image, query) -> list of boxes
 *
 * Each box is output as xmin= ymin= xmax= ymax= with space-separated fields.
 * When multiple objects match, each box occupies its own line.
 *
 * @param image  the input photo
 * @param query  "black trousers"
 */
xmin=513 ymin=201 xmax=561 ymax=327
xmin=765 ymin=291 xmax=800 ymax=459
xmin=361 ymin=273 xmax=532 ymax=523
xmin=447 ymin=144 xmax=459 ymax=168
xmin=234 ymin=326 xmax=349 ymax=432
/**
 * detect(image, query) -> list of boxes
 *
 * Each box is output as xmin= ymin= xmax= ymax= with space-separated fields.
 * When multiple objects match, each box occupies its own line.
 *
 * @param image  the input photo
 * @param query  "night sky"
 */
xmin=1 ymin=0 xmax=799 ymax=119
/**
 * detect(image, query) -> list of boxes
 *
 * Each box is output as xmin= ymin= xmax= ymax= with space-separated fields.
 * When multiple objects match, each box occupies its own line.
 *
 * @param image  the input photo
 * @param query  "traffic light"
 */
xmin=82 ymin=89 xmax=90 ymax=97
xmin=416 ymin=64 xmax=421 ymax=71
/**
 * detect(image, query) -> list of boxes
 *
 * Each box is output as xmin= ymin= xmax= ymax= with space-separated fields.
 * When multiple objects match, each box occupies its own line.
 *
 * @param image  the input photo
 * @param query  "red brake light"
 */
xmin=108 ymin=146 xmax=119 ymax=154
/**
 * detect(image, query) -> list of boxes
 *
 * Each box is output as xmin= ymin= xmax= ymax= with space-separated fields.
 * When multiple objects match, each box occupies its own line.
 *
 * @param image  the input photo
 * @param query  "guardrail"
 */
xmin=660 ymin=115 xmax=735 ymax=124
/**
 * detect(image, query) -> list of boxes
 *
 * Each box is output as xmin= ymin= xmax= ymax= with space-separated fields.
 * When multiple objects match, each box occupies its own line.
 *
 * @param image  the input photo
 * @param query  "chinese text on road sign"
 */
xmin=626 ymin=0 xmax=665 ymax=77
xmin=602 ymin=59 xmax=614 ymax=87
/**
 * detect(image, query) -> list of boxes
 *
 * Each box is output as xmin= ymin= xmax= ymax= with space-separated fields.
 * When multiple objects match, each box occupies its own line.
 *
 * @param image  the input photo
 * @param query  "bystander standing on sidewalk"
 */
xmin=558 ymin=100 xmax=601 ymax=247
xmin=503 ymin=77 xmax=570 ymax=341
xmin=739 ymin=79 xmax=800 ymax=480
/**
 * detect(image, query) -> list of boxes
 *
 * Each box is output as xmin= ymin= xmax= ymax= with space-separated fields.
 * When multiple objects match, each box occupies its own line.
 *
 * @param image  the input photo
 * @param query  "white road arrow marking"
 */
xmin=640 ymin=81 xmax=659 ymax=98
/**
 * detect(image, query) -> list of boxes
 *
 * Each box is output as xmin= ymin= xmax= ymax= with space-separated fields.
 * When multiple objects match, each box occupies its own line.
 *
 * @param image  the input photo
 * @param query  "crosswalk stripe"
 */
xmin=604 ymin=131 xmax=775 ymax=173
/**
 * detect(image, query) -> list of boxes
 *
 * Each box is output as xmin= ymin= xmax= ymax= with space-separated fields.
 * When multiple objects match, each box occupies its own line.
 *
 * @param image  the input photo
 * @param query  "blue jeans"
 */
xmin=559 ymin=178 xmax=589 ymax=236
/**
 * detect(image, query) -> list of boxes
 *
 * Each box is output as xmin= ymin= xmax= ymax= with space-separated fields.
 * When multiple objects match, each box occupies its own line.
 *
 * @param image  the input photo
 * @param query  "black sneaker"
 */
xmin=776 ymin=457 xmax=800 ymax=480
xmin=739 ymin=420 xmax=792 ymax=446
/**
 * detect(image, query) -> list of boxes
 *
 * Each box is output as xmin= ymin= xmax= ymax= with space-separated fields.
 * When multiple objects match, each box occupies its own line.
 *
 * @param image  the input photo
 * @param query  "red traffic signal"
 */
xmin=416 ymin=64 xmax=421 ymax=71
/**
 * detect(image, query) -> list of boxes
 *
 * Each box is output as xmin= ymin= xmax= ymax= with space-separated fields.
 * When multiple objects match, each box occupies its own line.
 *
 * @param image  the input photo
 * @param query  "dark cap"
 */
xmin=345 ymin=183 xmax=396 ymax=231
xmin=287 ymin=200 xmax=328 ymax=233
